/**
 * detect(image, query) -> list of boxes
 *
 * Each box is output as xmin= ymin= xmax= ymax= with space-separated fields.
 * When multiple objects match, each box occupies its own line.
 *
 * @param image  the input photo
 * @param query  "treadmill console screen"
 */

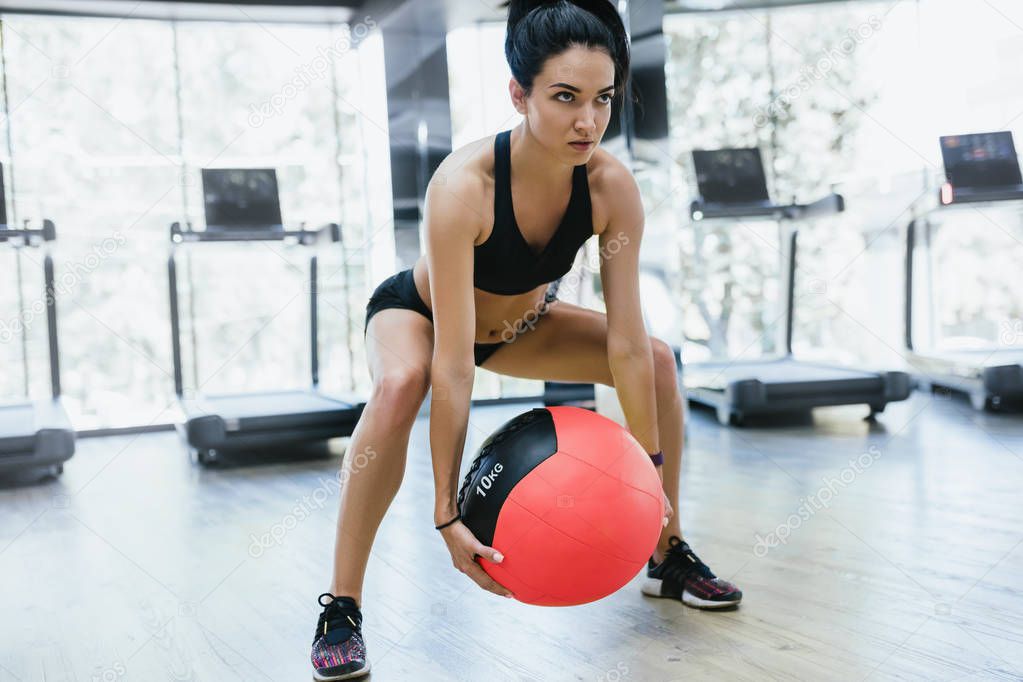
xmin=202 ymin=168 xmax=283 ymax=229
xmin=692 ymin=148 xmax=771 ymax=204
xmin=940 ymin=132 xmax=1022 ymax=190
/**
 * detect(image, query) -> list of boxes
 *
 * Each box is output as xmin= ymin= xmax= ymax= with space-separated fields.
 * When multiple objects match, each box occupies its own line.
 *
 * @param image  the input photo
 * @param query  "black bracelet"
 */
xmin=649 ymin=451 xmax=664 ymax=466
xmin=435 ymin=513 xmax=461 ymax=530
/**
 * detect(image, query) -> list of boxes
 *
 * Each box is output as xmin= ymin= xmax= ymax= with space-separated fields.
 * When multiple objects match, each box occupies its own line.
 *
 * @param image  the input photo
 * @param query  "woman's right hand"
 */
xmin=438 ymin=520 xmax=514 ymax=598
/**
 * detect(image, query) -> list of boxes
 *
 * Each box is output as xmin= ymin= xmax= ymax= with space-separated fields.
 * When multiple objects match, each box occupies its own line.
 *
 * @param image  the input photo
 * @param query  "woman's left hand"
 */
xmin=662 ymin=491 xmax=673 ymax=527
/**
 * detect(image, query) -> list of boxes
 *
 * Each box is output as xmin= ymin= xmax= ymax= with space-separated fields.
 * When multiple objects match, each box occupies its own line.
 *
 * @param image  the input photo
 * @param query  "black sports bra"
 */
xmin=473 ymin=130 xmax=594 ymax=296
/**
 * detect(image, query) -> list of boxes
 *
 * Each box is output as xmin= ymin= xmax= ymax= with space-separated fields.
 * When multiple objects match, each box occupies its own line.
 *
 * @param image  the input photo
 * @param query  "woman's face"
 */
xmin=510 ymin=45 xmax=616 ymax=166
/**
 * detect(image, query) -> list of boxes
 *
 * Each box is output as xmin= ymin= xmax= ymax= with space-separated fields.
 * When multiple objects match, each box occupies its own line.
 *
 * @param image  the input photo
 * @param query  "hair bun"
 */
xmin=504 ymin=0 xmax=551 ymax=30
xmin=505 ymin=0 xmax=619 ymax=32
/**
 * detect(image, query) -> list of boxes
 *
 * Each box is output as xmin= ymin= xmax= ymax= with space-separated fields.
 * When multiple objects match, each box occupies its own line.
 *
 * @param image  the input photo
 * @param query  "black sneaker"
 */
xmin=641 ymin=536 xmax=742 ymax=609
xmin=310 ymin=593 xmax=370 ymax=680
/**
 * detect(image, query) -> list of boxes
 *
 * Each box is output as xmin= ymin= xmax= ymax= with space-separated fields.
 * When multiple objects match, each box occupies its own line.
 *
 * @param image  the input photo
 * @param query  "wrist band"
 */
xmin=435 ymin=513 xmax=461 ymax=530
xmin=649 ymin=451 xmax=664 ymax=466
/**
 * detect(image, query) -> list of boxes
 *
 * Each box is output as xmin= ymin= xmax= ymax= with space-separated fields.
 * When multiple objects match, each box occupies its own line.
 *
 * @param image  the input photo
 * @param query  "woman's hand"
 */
xmin=439 ymin=520 xmax=514 ymax=598
xmin=662 ymin=491 xmax=674 ymax=527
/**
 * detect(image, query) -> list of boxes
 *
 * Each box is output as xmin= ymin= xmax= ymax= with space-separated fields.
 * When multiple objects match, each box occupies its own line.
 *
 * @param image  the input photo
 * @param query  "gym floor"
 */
xmin=1 ymin=393 xmax=1021 ymax=681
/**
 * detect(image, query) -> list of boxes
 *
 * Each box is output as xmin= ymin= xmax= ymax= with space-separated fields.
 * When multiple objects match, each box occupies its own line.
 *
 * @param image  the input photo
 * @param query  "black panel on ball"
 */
xmin=457 ymin=409 xmax=558 ymax=547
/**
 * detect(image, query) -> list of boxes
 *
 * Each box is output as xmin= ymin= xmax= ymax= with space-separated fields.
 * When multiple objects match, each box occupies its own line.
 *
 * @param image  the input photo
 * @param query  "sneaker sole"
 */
xmin=312 ymin=662 xmax=371 ymax=681
xmin=641 ymin=578 xmax=741 ymax=610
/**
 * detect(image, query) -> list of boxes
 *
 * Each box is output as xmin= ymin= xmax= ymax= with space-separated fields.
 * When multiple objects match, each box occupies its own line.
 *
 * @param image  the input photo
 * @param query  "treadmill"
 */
xmin=683 ymin=148 xmax=911 ymax=426
xmin=168 ymin=168 xmax=364 ymax=465
xmin=0 ymin=179 xmax=75 ymax=476
xmin=904 ymin=131 xmax=1023 ymax=411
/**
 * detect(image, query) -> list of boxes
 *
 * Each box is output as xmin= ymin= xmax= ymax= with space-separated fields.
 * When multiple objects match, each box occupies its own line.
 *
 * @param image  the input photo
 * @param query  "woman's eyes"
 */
xmin=555 ymin=92 xmax=613 ymax=104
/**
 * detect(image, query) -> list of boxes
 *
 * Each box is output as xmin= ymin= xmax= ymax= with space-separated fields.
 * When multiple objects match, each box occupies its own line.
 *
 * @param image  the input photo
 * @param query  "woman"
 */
xmin=311 ymin=1 xmax=742 ymax=679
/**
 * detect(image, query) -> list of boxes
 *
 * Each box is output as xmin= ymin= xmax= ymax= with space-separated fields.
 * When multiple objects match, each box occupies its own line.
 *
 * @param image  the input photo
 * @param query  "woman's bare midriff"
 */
xmin=411 ymin=258 xmax=549 ymax=344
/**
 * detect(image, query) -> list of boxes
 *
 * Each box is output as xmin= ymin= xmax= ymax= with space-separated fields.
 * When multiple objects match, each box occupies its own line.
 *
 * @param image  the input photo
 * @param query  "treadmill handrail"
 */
xmin=800 ymin=193 xmax=846 ymax=220
xmin=909 ymin=181 xmax=1023 ymax=215
xmin=686 ymin=194 xmax=843 ymax=355
xmin=689 ymin=192 xmax=844 ymax=222
xmin=938 ymin=188 xmax=1023 ymax=209
xmin=0 ymin=218 xmax=57 ymax=245
xmin=167 ymin=220 xmax=340 ymax=397
xmin=0 ymin=219 xmax=63 ymax=400
xmin=905 ymin=218 xmax=918 ymax=352
xmin=905 ymin=187 xmax=1023 ymax=354
xmin=170 ymin=221 xmax=340 ymax=245
xmin=785 ymin=230 xmax=797 ymax=355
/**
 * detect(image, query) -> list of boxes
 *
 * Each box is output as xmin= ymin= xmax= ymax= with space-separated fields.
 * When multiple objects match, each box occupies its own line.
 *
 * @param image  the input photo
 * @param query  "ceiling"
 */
xmin=0 ymin=0 xmax=873 ymax=24
xmin=0 ymin=0 xmax=358 ymax=23
xmin=667 ymin=0 xmax=867 ymax=13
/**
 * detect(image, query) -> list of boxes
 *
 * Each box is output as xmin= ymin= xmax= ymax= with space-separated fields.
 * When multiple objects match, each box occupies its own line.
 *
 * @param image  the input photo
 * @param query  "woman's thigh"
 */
xmin=365 ymin=308 xmax=435 ymax=387
xmin=477 ymin=301 xmax=616 ymax=385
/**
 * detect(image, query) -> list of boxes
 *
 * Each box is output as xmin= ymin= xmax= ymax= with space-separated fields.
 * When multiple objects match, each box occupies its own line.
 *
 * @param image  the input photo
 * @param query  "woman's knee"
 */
xmin=651 ymin=338 xmax=680 ymax=398
xmin=369 ymin=367 xmax=430 ymax=424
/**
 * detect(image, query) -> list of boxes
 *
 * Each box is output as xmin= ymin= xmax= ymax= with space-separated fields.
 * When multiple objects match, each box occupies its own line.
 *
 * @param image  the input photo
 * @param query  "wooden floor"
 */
xmin=1 ymin=393 xmax=1022 ymax=681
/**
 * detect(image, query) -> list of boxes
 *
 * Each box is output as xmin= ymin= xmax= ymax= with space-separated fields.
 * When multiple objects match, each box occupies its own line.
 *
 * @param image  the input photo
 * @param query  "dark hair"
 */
xmin=504 ymin=0 xmax=630 ymax=97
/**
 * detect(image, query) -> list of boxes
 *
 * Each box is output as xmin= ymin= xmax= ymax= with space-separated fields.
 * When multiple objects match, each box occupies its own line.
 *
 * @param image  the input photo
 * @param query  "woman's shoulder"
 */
xmin=585 ymin=147 xmax=640 ymax=236
xmin=585 ymin=146 xmax=636 ymax=193
xmin=425 ymin=134 xmax=498 ymax=230
xmin=431 ymin=133 xmax=499 ymax=191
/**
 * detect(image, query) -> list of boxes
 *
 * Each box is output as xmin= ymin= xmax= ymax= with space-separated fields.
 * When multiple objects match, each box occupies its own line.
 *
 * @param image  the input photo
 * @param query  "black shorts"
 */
xmin=364 ymin=268 xmax=506 ymax=367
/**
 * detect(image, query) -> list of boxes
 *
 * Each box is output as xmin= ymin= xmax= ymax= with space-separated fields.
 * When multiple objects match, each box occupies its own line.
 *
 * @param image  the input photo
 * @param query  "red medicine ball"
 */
xmin=458 ymin=406 xmax=664 ymax=606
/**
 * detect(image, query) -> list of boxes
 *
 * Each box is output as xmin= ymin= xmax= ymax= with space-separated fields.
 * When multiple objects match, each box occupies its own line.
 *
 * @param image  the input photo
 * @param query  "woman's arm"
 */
xmin=598 ymin=161 xmax=660 ymax=458
xmin=423 ymin=171 xmax=481 ymax=526
xmin=424 ymin=165 xmax=512 ymax=597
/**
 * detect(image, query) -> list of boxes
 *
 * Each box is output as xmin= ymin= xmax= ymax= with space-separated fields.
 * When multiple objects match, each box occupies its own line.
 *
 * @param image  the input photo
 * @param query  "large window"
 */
xmin=664 ymin=0 xmax=1023 ymax=368
xmin=2 ymin=17 xmax=182 ymax=429
xmin=447 ymin=23 xmax=519 ymax=150
xmin=0 ymin=15 xmax=388 ymax=429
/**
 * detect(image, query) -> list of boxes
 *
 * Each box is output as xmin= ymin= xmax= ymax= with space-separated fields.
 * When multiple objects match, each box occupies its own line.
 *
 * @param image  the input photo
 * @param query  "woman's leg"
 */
xmin=479 ymin=302 xmax=685 ymax=555
xmin=329 ymin=308 xmax=434 ymax=605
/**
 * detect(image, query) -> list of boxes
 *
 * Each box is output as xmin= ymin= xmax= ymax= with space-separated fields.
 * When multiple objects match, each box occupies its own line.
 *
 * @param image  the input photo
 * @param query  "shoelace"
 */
xmin=659 ymin=537 xmax=715 ymax=584
xmin=314 ymin=593 xmax=362 ymax=645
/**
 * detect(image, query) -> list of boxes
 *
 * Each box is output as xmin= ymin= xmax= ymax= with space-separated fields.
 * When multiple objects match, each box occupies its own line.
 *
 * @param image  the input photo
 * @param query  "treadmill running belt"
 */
xmin=193 ymin=390 xmax=354 ymax=420
xmin=686 ymin=359 xmax=880 ymax=388
xmin=929 ymin=349 xmax=1023 ymax=367
xmin=0 ymin=403 xmax=35 ymax=436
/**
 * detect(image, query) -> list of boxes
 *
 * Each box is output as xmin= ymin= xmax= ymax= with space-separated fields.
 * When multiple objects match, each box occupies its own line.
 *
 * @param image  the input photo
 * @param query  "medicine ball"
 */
xmin=458 ymin=406 xmax=664 ymax=606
